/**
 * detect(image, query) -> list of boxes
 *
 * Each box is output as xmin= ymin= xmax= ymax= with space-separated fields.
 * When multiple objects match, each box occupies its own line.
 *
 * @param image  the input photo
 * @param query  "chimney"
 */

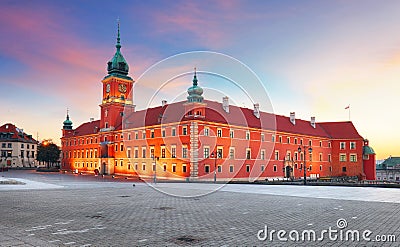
xmin=311 ymin=117 xmax=316 ymax=128
xmin=290 ymin=112 xmax=295 ymax=125
xmin=162 ymin=100 xmax=167 ymax=107
xmin=222 ymin=96 xmax=229 ymax=113
xmin=253 ymin=103 xmax=260 ymax=118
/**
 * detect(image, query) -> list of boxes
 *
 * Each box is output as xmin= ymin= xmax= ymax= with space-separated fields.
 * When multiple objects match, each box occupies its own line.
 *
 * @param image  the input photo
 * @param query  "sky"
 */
xmin=1 ymin=0 xmax=400 ymax=159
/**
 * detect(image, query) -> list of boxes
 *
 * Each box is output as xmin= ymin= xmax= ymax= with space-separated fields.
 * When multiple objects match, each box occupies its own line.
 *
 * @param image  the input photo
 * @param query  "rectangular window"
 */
xmin=350 ymin=154 xmax=357 ymax=162
xmin=115 ymin=160 xmax=118 ymax=167
xmin=142 ymin=147 xmax=146 ymax=158
xmin=246 ymin=131 xmax=250 ymax=140
xmin=261 ymin=133 xmax=265 ymax=142
xmin=128 ymin=133 xmax=131 ymax=140
xmin=134 ymin=148 xmax=139 ymax=158
xmin=350 ymin=142 xmax=356 ymax=150
xmin=182 ymin=147 xmax=188 ymax=158
xmin=171 ymin=146 xmax=176 ymax=158
xmin=230 ymin=130 xmax=234 ymax=138
xmin=150 ymin=147 xmax=155 ymax=159
xmin=261 ymin=150 xmax=265 ymax=160
xmin=294 ymin=152 xmax=298 ymax=161
xmin=135 ymin=132 xmax=138 ymax=139
xmin=342 ymin=166 xmax=347 ymax=172
xmin=127 ymin=149 xmax=131 ymax=158
xmin=172 ymin=127 xmax=176 ymax=136
xmin=287 ymin=137 xmax=290 ymax=144
xmin=217 ymin=165 xmax=222 ymax=173
xmin=340 ymin=154 xmax=346 ymax=162
xmin=273 ymin=165 xmax=277 ymax=172
xmin=142 ymin=130 xmax=146 ymax=139
xmin=20 ymin=151 xmax=24 ymax=158
xmin=217 ymin=128 xmax=222 ymax=137
xmin=135 ymin=163 xmax=138 ymax=171
xmin=115 ymin=143 xmax=118 ymax=152
xmin=328 ymin=154 xmax=331 ymax=162
xmin=172 ymin=164 xmax=176 ymax=172
xmin=142 ymin=163 xmax=146 ymax=171
xmin=319 ymin=153 xmax=322 ymax=161
xmin=163 ymin=164 xmax=167 ymax=172
xmin=229 ymin=165 xmax=234 ymax=173
xmin=229 ymin=147 xmax=235 ymax=159
xmin=340 ymin=142 xmax=346 ymax=150
xmin=204 ymin=127 xmax=209 ymax=136
xmin=294 ymin=138 xmax=297 ymax=145
xmin=309 ymin=140 xmax=312 ymax=146
xmin=120 ymin=144 xmax=124 ymax=152
xmin=246 ymin=165 xmax=250 ymax=172
xmin=21 ymin=144 xmax=24 ymax=148
xmin=217 ymin=147 xmax=223 ymax=158
xmin=161 ymin=146 xmax=166 ymax=158
xmin=151 ymin=129 xmax=155 ymax=138
xmin=320 ymin=165 xmax=322 ymax=171
xmin=246 ymin=148 xmax=251 ymax=159
xmin=182 ymin=126 xmax=187 ymax=135
xmin=319 ymin=141 xmax=322 ymax=147
xmin=204 ymin=147 xmax=210 ymax=158
xmin=182 ymin=164 xmax=187 ymax=173
xmin=162 ymin=129 xmax=166 ymax=137
xmin=272 ymin=135 xmax=275 ymax=142
xmin=120 ymin=160 xmax=123 ymax=167
xmin=205 ymin=165 xmax=210 ymax=173
xmin=279 ymin=136 xmax=282 ymax=143
xmin=275 ymin=151 xmax=279 ymax=160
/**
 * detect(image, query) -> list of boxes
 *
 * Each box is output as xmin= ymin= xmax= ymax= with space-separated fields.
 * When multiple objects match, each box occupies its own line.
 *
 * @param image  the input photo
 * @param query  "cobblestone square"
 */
xmin=1 ymin=170 xmax=399 ymax=246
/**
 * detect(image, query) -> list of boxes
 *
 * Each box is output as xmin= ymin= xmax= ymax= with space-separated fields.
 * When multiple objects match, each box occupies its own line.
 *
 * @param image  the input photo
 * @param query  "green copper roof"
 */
xmin=363 ymin=145 xmax=375 ymax=155
xmin=63 ymin=111 xmax=73 ymax=130
xmin=377 ymin=157 xmax=400 ymax=169
xmin=106 ymin=21 xmax=131 ymax=80
xmin=187 ymin=68 xmax=204 ymax=103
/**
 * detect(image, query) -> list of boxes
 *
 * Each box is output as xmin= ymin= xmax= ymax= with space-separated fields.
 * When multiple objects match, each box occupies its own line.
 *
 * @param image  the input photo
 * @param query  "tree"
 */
xmin=37 ymin=142 xmax=61 ymax=168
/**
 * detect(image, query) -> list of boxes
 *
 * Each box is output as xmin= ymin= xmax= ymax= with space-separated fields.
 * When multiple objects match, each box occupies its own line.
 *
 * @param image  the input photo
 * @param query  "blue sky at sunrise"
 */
xmin=1 ymin=0 xmax=400 ymax=159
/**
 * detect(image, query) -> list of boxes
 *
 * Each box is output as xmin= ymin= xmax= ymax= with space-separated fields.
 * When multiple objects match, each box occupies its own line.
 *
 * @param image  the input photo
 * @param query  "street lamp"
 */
xmin=298 ymin=146 xmax=313 ymax=185
xmin=153 ymin=156 xmax=159 ymax=184
xmin=211 ymin=151 xmax=219 ymax=183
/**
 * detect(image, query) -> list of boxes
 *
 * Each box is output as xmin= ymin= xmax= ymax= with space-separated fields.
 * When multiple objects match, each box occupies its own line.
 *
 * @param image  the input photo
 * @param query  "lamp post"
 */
xmin=153 ymin=156 xmax=159 ymax=184
xmin=211 ymin=151 xmax=218 ymax=183
xmin=298 ymin=146 xmax=312 ymax=185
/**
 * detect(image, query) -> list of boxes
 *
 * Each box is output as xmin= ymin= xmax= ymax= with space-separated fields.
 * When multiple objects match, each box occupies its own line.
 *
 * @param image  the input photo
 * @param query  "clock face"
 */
xmin=106 ymin=84 xmax=110 ymax=93
xmin=118 ymin=83 xmax=127 ymax=93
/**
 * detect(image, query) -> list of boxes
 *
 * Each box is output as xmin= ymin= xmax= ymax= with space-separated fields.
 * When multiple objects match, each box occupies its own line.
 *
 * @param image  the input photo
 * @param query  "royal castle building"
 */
xmin=61 ymin=25 xmax=376 ymax=181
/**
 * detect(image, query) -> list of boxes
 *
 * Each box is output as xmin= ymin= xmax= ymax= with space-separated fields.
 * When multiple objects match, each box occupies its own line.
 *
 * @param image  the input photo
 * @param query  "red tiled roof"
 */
xmin=64 ymin=120 xmax=100 ymax=138
xmin=319 ymin=122 xmax=362 ymax=139
xmin=0 ymin=123 xmax=37 ymax=143
xmin=67 ymin=100 xmax=363 ymax=140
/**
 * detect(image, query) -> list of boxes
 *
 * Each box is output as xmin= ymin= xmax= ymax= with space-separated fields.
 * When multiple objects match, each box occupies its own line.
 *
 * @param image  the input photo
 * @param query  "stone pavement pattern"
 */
xmin=0 ymin=171 xmax=399 ymax=246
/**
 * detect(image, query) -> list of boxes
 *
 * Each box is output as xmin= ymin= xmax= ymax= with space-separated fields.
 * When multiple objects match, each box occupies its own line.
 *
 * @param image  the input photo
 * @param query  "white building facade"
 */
xmin=0 ymin=123 xmax=37 ymax=168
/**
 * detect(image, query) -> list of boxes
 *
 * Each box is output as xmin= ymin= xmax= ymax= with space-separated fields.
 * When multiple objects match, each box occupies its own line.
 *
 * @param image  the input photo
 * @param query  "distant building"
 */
xmin=60 ymin=24 xmax=376 ymax=181
xmin=376 ymin=156 xmax=400 ymax=182
xmin=0 ymin=123 xmax=38 ymax=168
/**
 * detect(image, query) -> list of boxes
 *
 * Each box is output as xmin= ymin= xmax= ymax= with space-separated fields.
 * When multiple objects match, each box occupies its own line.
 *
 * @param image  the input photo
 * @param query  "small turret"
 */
xmin=63 ymin=110 xmax=73 ymax=130
xmin=187 ymin=68 xmax=204 ymax=103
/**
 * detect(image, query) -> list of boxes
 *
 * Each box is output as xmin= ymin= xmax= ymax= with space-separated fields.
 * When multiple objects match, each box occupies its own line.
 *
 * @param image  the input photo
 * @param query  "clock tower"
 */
xmin=100 ymin=22 xmax=135 ymax=131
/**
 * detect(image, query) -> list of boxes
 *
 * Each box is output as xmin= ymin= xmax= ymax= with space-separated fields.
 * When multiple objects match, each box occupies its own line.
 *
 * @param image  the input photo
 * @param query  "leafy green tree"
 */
xmin=37 ymin=142 xmax=61 ymax=168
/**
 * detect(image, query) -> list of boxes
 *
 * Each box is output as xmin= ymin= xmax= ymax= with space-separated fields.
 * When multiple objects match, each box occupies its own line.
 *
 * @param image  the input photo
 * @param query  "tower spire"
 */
xmin=106 ymin=18 xmax=130 ymax=78
xmin=116 ymin=18 xmax=121 ymax=50
xmin=193 ymin=67 xmax=198 ymax=86
xmin=63 ymin=108 xmax=73 ymax=130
